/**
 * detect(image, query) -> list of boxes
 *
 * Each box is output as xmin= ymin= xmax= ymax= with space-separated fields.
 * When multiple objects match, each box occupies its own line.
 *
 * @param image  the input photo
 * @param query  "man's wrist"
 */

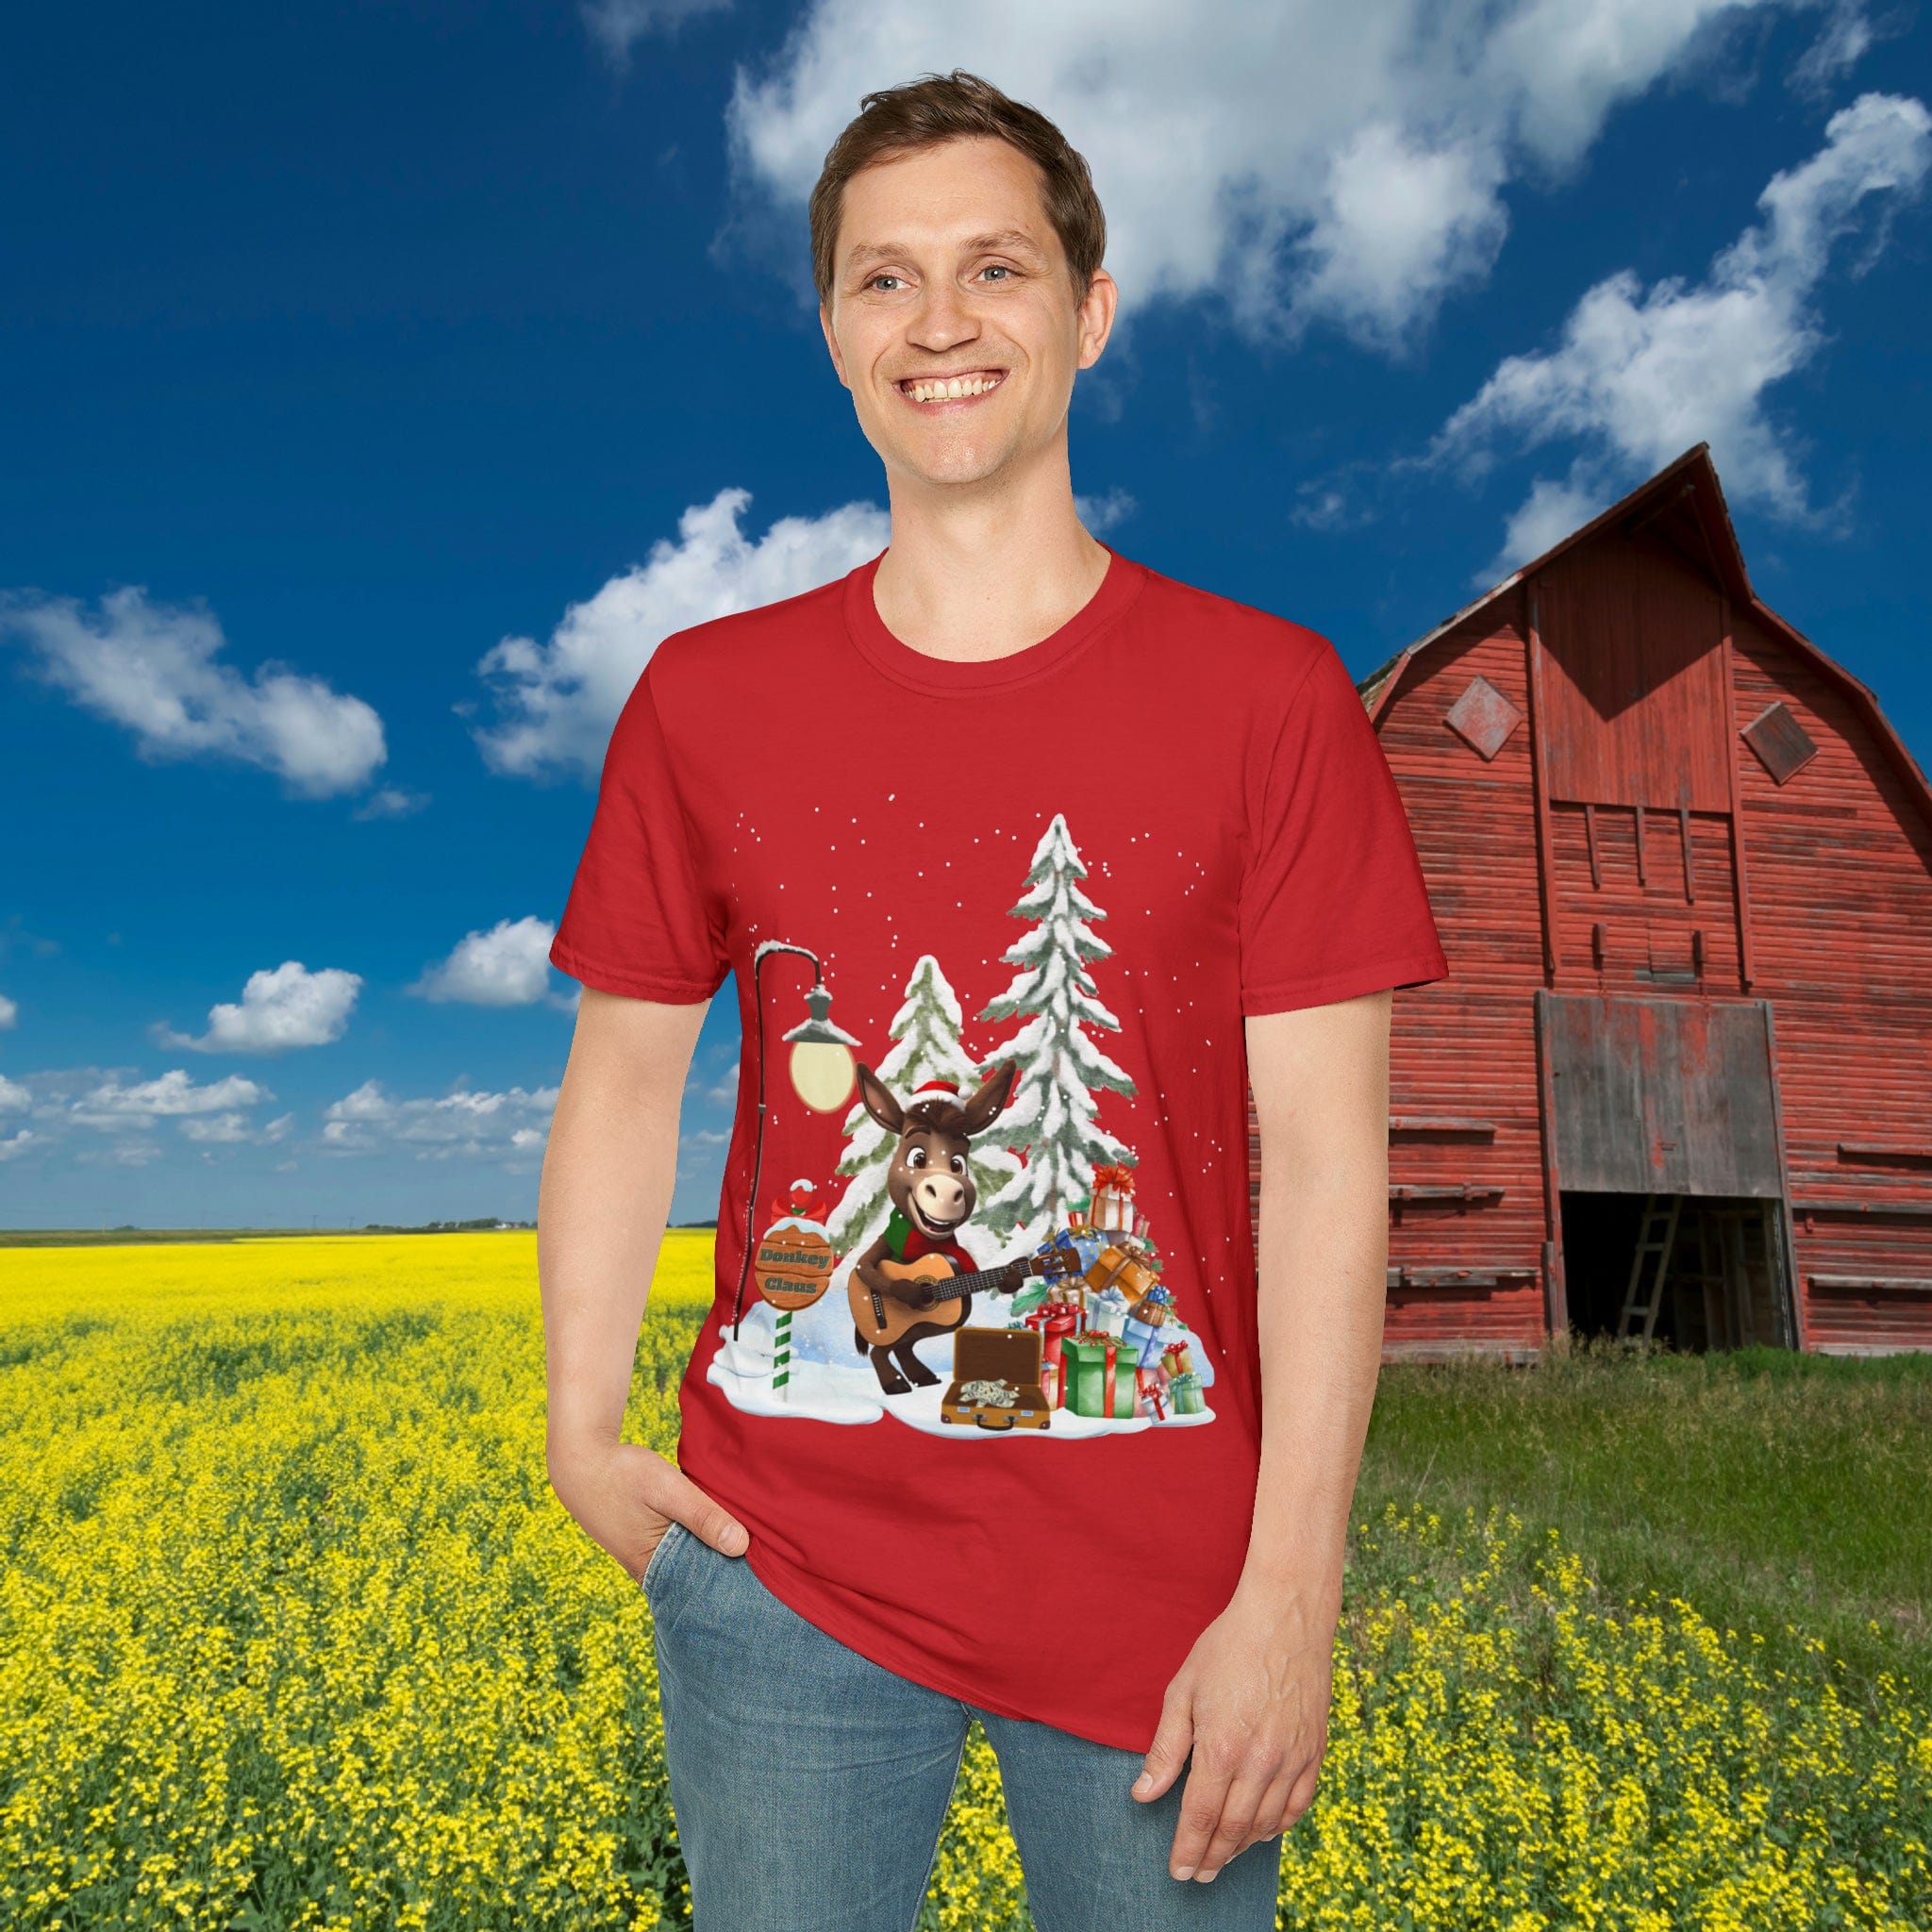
xmin=1232 ymin=1523 xmax=1346 ymax=1610
xmin=545 ymin=1416 xmax=625 ymax=1471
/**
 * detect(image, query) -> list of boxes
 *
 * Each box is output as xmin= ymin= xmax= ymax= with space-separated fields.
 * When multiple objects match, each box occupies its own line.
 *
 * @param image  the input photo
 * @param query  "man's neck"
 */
xmin=871 ymin=447 xmax=1111 ymax=664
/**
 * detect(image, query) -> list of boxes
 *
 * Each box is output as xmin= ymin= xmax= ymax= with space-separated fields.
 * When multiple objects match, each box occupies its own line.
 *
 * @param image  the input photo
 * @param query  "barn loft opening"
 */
xmin=1558 ymin=1190 xmax=1790 ymax=1349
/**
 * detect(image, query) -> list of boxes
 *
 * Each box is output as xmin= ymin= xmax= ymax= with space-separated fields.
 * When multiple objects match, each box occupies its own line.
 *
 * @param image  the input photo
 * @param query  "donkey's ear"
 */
xmin=854 ymin=1063 xmax=904 ymax=1135
xmin=958 ymin=1059 xmax=1020 ymax=1137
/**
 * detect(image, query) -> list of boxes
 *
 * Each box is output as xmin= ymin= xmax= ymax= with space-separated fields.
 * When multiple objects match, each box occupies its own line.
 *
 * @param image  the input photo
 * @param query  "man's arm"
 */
xmin=1130 ymin=989 xmax=1391 ymax=1882
xmin=541 ymin=986 xmax=749 ymax=1578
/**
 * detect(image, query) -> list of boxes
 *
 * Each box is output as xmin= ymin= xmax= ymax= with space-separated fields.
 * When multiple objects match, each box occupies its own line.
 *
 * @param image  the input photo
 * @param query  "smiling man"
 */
xmin=541 ymin=69 xmax=1447 ymax=1930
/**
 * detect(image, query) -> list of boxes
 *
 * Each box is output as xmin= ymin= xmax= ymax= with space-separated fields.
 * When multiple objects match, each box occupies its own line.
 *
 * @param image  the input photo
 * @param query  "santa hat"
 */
xmin=906 ymin=1077 xmax=962 ymax=1103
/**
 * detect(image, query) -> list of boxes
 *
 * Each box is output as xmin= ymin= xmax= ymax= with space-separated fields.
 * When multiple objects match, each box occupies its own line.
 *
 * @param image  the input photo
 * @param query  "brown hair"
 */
xmin=808 ymin=69 xmax=1106 ymax=306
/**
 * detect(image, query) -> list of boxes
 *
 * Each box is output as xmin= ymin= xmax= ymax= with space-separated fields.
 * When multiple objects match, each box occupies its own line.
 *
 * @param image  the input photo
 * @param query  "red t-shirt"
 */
xmin=550 ymin=545 xmax=1448 ymax=1750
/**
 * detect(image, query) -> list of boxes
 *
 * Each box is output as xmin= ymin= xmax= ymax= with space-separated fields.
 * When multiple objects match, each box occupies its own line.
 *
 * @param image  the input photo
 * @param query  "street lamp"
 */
xmin=728 ymin=940 xmax=860 ymax=1339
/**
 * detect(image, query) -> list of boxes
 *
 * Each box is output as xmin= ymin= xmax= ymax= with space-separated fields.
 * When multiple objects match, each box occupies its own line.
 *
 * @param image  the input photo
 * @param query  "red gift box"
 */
xmin=1024 ymin=1301 xmax=1082 ymax=1408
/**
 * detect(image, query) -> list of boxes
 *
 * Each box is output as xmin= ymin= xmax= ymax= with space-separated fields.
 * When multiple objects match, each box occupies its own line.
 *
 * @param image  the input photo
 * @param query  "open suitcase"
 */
xmin=941 ymin=1324 xmax=1052 ymax=1431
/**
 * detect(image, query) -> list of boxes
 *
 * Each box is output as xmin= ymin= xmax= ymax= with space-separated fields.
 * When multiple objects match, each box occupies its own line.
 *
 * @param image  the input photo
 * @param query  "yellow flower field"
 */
xmin=1 ymin=1234 xmax=1925 ymax=1929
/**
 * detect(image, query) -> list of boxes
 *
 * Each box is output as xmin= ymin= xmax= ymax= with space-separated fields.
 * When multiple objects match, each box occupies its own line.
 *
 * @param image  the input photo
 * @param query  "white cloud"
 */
xmin=1434 ymin=92 xmax=1932 ymax=579
xmin=157 ymin=961 xmax=362 ymax=1054
xmin=412 ymin=918 xmax=558 ymax=1007
xmin=177 ymin=1108 xmax=292 ymax=1148
xmin=353 ymin=786 xmax=430 ymax=822
xmin=584 ymin=0 xmax=731 ymax=66
xmin=1791 ymin=1 xmax=1877 ymax=94
xmin=727 ymin=0 xmax=1824 ymax=349
xmin=1491 ymin=475 xmax=1615 ymax=575
xmin=0 ymin=587 xmax=387 ymax=798
xmin=0 ymin=1129 xmax=33 ymax=1161
xmin=0 ymin=1074 xmax=28 ymax=1112
xmin=1074 ymin=489 xmax=1137 ymax=535
xmin=320 ymin=1078 xmax=560 ymax=1165
xmin=474 ymin=488 xmax=887 ymax=781
xmin=0 ymin=992 xmax=15 ymax=1029
xmin=78 ymin=1139 xmax=163 ymax=1168
xmin=71 ymin=1069 xmax=270 ymax=1132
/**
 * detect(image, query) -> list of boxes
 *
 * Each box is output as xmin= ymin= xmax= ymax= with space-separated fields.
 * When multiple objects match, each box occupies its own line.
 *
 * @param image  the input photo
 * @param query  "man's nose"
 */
xmin=908 ymin=282 xmax=977 ymax=353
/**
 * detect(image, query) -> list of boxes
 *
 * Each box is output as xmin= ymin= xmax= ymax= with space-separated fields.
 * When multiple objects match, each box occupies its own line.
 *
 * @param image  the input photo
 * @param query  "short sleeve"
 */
xmin=548 ymin=666 xmax=730 ymax=1004
xmin=1238 ymin=638 xmax=1448 ymax=1015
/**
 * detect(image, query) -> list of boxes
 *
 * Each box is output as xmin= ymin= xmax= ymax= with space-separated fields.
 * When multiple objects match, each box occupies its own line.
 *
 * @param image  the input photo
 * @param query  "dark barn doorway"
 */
xmin=1559 ymin=1190 xmax=1790 ymax=1348
xmin=1539 ymin=991 xmax=1798 ymax=1350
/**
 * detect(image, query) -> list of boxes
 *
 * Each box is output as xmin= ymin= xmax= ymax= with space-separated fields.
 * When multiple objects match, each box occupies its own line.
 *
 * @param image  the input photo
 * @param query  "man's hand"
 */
xmin=1130 ymin=1579 xmax=1336 ymax=1881
xmin=547 ymin=1435 xmax=748 ymax=1582
xmin=539 ymin=989 xmax=744 ymax=1585
xmin=1127 ymin=991 xmax=1391 ymax=1880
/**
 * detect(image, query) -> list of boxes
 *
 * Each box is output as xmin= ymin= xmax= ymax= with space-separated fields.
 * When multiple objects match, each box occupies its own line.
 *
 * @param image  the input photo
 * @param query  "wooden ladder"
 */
xmin=1617 ymin=1191 xmax=1683 ymax=1341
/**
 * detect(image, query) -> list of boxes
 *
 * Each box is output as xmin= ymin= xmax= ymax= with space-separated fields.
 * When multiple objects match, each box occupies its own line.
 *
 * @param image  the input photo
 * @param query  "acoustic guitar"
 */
xmin=849 ymin=1246 xmax=1078 ymax=1349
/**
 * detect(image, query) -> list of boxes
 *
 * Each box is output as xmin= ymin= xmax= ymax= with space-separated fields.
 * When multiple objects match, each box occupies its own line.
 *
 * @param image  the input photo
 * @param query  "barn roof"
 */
xmin=1357 ymin=443 xmax=1932 ymax=825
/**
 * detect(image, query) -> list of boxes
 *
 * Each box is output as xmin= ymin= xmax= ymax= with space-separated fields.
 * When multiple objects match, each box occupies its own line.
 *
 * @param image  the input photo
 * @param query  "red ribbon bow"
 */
xmin=1091 ymin=1163 xmax=1137 ymax=1194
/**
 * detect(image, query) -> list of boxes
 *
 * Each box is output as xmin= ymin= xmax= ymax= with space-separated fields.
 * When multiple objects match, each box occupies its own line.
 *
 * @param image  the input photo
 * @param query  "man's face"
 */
xmin=820 ymin=135 xmax=1115 ymax=493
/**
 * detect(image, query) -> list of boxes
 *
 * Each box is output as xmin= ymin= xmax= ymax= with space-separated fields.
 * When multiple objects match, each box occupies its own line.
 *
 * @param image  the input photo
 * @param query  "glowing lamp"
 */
xmin=781 ymin=983 xmax=860 ymax=1113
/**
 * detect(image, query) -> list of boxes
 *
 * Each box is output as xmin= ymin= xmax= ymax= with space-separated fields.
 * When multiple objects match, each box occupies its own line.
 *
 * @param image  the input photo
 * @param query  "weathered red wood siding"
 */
xmin=1727 ymin=607 xmax=1932 ymax=1353
xmin=1243 ymin=460 xmax=1932 ymax=1359
xmin=1246 ymin=592 xmax=1553 ymax=1361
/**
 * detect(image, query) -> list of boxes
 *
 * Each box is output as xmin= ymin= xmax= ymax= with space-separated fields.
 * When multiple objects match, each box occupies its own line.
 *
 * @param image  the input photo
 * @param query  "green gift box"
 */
xmin=1062 ymin=1333 xmax=1136 ymax=1418
xmin=1168 ymin=1370 xmax=1206 ymax=1416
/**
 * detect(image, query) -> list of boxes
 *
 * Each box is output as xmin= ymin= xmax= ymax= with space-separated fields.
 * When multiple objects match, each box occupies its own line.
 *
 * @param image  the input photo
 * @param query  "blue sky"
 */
xmin=2 ymin=0 xmax=1928 ymax=1229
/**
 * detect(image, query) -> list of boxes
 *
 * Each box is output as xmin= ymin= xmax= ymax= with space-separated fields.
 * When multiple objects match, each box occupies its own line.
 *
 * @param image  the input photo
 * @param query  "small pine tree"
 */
xmin=825 ymin=954 xmax=1022 ymax=1260
xmin=974 ymin=813 xmax=1135 ymax=1238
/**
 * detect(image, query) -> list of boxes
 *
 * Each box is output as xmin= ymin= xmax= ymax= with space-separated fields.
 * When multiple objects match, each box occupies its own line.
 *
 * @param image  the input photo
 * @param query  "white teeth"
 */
xmin=906 ymin=374 xmax=1001 ymax=402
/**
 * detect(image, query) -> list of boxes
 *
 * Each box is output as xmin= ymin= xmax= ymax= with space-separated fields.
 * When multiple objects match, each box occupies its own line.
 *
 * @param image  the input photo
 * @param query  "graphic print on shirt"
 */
xmin=707 ymin=812 xmax=1218 ymax=1440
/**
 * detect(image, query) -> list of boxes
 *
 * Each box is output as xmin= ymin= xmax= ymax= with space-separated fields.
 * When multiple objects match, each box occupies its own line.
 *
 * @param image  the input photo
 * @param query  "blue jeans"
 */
xmin=641 ymin=1521 xmax=1283 ymax=1931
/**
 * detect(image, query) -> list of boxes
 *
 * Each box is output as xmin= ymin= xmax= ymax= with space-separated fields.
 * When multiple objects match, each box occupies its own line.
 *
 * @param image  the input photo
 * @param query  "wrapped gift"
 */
xmin=1128 ymin=1283 xmax=1174 ymax=1328
xmin=1024 ymin=1301 xmax=1083 ymax=1407
xmin=1085 ymin=1285 xmax=1132 ymax=1337
xmin=1089 ymin=1162 xmax=1138 ymax=1234
xmin=1061 ymin=1332 xmax=1136 ymax=1418
xmin=1160 ymin=1340 xmax=1194 ymax=1378
xmin=1167 ymin=1370 xmax=1206 ymax=1415
xmin=1134 ymin=1363 xmax=1169 ymax=1421
xmin=1121 ymin=1314 xmax=1168 ymax=1370
xmin=1086 ymin=1241 xmax=1158 ymax=1306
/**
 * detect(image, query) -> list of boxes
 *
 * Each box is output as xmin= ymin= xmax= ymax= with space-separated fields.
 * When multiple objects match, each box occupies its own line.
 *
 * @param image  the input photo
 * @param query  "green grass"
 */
xmin=1354 ymin=1338 xmax=1932 ymax=1703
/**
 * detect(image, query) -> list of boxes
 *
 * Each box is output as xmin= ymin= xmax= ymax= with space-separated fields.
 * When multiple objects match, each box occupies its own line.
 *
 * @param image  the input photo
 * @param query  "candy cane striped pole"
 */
xmin=773 ymin=1307 xmax=792 ymax=1399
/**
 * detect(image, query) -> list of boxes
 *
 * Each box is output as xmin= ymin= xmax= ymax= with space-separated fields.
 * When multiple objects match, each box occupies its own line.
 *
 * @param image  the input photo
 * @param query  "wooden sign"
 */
xmin=755 ymin=1225 xmax=835 ymax=1311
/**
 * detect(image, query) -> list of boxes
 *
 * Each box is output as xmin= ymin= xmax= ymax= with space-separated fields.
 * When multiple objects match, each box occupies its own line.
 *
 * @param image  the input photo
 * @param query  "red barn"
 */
xmin=1250 ymin=444 xmax=1932 ymax=1360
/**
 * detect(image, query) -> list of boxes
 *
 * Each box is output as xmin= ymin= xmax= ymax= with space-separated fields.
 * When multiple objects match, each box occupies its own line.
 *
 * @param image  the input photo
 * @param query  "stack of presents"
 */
xmin=1006 ymin=1164 xmax=1208 ymax=1423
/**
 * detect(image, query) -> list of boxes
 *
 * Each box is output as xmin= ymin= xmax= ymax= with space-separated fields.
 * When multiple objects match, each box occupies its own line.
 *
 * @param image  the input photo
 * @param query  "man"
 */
xmin=541 ymin=69 xmax=1446 ymax=1931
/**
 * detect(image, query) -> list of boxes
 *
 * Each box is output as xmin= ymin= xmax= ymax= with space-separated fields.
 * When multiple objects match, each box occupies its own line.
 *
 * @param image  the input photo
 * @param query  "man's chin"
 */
xmin=877 ymin=431 xmax=1027 ymax=494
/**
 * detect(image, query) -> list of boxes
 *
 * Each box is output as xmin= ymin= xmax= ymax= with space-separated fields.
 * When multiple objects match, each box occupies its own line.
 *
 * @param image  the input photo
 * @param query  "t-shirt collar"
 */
xmin=841 ymin=541 xmax=1146 ymax=696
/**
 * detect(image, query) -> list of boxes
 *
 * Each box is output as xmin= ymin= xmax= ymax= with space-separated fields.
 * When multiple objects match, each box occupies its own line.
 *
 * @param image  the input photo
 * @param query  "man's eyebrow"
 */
xmin=961 ymin=229 xmax=1049 ymax=258
xmin=841 ymin=229 xmax=1051 ymax=272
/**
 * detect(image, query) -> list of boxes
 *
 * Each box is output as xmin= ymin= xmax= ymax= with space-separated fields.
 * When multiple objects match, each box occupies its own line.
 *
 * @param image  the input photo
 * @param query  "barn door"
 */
xmin=1536 ymin=991 xmax=1783 ymax=1196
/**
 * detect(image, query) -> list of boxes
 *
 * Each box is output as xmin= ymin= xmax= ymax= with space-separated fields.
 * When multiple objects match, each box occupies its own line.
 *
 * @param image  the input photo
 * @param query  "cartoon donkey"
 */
xmin=846 ymin=1059 xmax=1028 ymax=1395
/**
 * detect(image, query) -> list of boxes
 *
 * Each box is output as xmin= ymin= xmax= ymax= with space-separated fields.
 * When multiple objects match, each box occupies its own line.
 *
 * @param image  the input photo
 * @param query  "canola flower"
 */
xmin=1 ymin=1234 xmax=1924 ymax=1930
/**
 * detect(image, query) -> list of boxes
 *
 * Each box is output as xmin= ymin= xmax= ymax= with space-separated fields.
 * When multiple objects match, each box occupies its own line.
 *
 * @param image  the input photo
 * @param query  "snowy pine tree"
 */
xmin=974 ymin=813 xmax=1136 ymax=1239
xmin=825 ymin=953 xmax=1022 ymax=1260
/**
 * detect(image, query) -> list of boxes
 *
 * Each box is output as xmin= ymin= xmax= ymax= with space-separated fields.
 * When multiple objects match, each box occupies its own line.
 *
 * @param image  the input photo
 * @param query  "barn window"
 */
xmin=1740 ymin=700 xmax=1818 ymax=785
xmin=1443 ymin=674 xmax=1524 ymax=760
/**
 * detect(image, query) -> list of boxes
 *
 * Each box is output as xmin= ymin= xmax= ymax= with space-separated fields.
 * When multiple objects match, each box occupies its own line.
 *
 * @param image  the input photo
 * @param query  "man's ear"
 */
xmin=1075 ymin=268 xmax=1118 ymax=373
xmin=855 ymin=1062 xmax=903 ymax=1135
xmin=820 ymin=303 xmax=850 ymax=390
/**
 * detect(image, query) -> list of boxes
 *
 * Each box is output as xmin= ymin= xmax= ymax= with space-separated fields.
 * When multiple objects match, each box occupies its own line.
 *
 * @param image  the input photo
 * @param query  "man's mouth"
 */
xmin=895 ymin=369 xmax=1007 ymax=408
